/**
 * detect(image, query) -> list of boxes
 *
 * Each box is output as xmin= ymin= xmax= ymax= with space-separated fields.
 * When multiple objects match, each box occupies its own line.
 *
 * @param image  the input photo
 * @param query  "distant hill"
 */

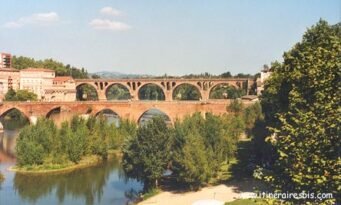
xmin=91 ymin=71 xmax=154 ymax=79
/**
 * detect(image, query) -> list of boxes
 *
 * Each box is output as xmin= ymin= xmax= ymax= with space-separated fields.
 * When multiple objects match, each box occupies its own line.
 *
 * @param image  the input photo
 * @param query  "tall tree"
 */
xmin=122 ymin=117 xmax=173 ymax=189
xmin=260 ymin=20 xmax=340 ymax=204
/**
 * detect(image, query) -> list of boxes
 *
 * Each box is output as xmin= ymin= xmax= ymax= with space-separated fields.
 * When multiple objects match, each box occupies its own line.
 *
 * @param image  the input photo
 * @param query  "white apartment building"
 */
xmin=19 ymin=68 xmax=55 ymax=100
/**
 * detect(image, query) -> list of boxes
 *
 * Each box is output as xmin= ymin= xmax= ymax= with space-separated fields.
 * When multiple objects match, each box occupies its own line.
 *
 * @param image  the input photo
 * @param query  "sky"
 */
xmin=0 ymin=0 xmax=340 ymax=75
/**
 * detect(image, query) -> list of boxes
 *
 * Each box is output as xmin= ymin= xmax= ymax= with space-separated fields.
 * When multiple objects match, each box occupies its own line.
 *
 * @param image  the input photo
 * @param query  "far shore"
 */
xmin=9 ymin=150 xmax=121 ymax=175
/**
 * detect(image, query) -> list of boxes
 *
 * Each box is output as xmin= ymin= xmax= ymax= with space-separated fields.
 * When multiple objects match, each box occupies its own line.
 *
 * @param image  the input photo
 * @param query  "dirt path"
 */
xmin=138 ymin=184 xmax=250 ymax=205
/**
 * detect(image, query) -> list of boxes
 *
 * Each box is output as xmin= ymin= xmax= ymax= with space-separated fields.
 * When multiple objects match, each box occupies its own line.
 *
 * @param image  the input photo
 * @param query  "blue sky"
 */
xmin=0 ymin=0 xmax=339 ymax=75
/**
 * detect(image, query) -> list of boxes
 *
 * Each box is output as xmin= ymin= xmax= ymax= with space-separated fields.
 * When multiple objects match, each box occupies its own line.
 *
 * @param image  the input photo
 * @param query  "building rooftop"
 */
xmin=0 ymin=67 xmax=19 ymax=72
xmin=21 ymin=68 xmax=55 ymax=72
xmin=53 ymin=76 xmax=74 ymax=82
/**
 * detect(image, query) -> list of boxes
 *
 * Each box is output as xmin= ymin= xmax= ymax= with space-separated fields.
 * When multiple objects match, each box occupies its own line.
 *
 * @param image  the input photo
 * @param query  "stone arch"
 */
xmin=137 ymin=108 xmax=172 ymax=126
xmin=95 ymin=108 xmax=121 ymax=126
xmin=172 ymin=83 xmax=202 ymax=101
xmin=208 ymin=83 xmax=244 ymax=99
xmin=46 ymin=106 xmax=61 ymax=118
xmin=76 ymin=83 xmax=99 ymax=101
xmin=0 ymin=107 xmax=31 ymax=127
xmin=138 ymin=83 xmax=166 ymax=101
xmin=105 ymin=83 xmax=131 ymax=100
xmin=94 ymin=108 xmax=120 ymax=117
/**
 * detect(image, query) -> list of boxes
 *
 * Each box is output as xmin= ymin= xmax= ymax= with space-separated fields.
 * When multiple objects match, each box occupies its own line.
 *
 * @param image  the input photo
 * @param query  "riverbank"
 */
xmin=138 ymin=184 xmax=252 ymax=205
xmin=9 ymin=150 xmax=121 ymax=175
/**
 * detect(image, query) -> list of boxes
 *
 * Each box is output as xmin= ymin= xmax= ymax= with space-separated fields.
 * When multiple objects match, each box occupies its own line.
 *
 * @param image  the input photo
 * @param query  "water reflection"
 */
xmin=14 ymin=158 xmax=117 ymax=205
xmin=0 ymin=130 xmax=18 ymax=162
xmin=0 ymin=116 xmax=143 ymax=205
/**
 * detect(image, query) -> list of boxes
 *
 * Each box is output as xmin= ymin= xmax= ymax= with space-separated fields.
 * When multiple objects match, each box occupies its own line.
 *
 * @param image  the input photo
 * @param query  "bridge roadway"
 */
xmin=0 ymin=99 xmax=255 ymax=124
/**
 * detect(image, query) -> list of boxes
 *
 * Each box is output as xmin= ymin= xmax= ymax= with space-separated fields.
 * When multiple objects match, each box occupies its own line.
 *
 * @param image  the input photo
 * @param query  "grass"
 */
xmin=10 ymin=155 xmax=102 ymax=174
xmin=225 ymin=199 xmax=268 ymax=205
xmin=142 ymin=188 xmax=162 ymax=200
xmin=10 ymin=150 xmax=121 ymax=174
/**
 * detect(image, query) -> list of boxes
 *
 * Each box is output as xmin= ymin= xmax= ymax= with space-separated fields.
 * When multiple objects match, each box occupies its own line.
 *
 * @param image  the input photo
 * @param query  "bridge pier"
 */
xmin=165 ymin=91 xmax=173 ymax=101
xmin=97 ymin=90 xmax=107 ymax=101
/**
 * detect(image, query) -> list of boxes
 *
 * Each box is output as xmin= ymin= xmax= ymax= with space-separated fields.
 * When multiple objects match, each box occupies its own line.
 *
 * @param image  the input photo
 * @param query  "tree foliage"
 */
xmin=11 ymin=56 xmax=89 ymax=79
xmin=256 ymin=20 xmax=340 ymax=204
xmin=16 ymin=116 xmax=137 ymax=166
xmin=122 ymin=117 xmax=173 ymax=188
xmin=4 ymin=89 xmax=37 ymax=101
xmin=122 ymin=110 xmax=251 ymax=190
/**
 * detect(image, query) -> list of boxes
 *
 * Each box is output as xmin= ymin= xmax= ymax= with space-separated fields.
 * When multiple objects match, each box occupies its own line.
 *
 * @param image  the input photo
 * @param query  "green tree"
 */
xmin=122 ymin=117 xmax=172 ymax=189
xmin=4 ymin=88 xmax=17 ymax=101
xmin=228 ymin=99 xmax=244 ymax=115
xmin=4 ymin=89 xmax=37 ymax=101
xmin=220 ymin=71 xmax=232 ymax=78
xmin=172 ymin=132 xmax=211 ymax=189
xmin=12 ymin=56 xmax=89 ymax=78
xmin=259 ymin=20 xmax=340 ymax=204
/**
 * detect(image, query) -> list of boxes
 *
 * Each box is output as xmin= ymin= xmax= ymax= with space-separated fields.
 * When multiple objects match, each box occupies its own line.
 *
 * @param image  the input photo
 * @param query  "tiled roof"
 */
xmin=21 ymin=68 xmax=55 ymax=72
xmin=53 ymin=76 xmax=74 ymax=82
xmin=0 ymin=67 xmax=19 ymax=72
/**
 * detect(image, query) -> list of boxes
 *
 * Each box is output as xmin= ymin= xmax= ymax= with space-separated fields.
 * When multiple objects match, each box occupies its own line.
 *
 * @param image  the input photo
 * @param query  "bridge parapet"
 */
xmin=0 ymin=98 xmax=257 ymax=124
xmin=75 ymin=78 xmax=254 ymax=101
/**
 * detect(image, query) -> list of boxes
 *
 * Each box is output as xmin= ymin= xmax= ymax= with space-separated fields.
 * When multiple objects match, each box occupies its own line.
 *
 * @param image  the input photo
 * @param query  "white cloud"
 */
xmin=100 ymin=7 xmax=122 ymax=16
xmin=3 ymin=12 xmax=60 ymax=28
xmin=89 ymin=19 xmax=131 ymax=31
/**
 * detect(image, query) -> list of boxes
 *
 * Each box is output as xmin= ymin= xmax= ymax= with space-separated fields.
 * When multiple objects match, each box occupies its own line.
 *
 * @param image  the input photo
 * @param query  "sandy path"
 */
xmin=138 ymin=184 xmax=248 ymax=205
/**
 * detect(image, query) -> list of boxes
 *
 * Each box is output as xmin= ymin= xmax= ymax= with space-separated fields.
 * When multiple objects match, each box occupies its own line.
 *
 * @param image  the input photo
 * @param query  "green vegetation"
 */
xmin=106 ymin=84 xmax=131 ymax=100
xmin=15 ymin=116 xmax=137 ymax=170
xmin=252 ymin=20 xmax=340 ymax=204
xmin=0 ymin=172 xmax=4 ymax=183
xmin=225 ymin=199 xmax=267 ymax=205
xmin=0 ymin=108 xmax=29 ymax=130
xmin=138 ymin=84 xmax=165 ymax=100
xmin=210 ymin=84 xmax=246 ymax=99
xmin=12 ymin=56 xmax=89 ymax=78
xmin=122 ymin=117 xmax=172 ymax=188
xmin=4 ymin=88 xmax=37 ymax=101
xmin=76 ymin=84 xmax=99 ymax=101
xmin=173 ymin=84 xmax=201 ymax=100
xmin=122 ymin=102 xmax=262 ymax=190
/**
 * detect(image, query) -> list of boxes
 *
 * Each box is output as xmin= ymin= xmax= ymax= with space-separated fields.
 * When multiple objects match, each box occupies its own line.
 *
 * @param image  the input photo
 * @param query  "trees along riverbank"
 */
xmin=13 ymin=116 xmax=137 ymax=173
xmin=252 ymin=20 xmax=340 ymax=205
xmin=122 ymin=101 xmax=263 ymax=193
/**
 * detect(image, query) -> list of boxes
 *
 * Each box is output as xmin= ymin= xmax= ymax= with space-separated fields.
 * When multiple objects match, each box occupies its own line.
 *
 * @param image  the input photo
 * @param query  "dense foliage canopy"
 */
xmin=122 ymin=102 xmax=261 ymax=190
xmin=16 ymin=116 xmax=137 ymax=167
xmin=4 ymin=89 xmax=37 ymax=101
xmin=254 ymin=20 xmax=340 ymax=204
xmin=12 ymin=56 xmax=89 ymax=79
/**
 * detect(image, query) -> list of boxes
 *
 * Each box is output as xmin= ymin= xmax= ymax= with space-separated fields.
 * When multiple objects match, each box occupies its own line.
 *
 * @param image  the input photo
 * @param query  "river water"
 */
xmin=0 ymin=118 xmax=143 ymax=205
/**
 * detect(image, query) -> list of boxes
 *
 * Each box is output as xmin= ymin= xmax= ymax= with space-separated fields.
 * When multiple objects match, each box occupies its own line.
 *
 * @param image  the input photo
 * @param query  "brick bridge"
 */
xmin=75 ymin=78 xmax=254 ymax=101
xmin=0 ymin=100 xmax=255 ymax=124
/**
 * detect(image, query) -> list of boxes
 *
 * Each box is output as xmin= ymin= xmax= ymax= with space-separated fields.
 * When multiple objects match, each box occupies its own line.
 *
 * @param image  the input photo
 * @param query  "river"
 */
xmin=0 ymin=117 xmax=144 ymax=205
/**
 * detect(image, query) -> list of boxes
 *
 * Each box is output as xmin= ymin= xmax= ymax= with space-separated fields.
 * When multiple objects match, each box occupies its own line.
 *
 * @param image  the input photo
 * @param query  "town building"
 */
xmin=44 ymin=76 xmax=76 ymax=102
xmin=0 ymin=68 xmax=20 ymax=100
xmin=256 ymin=66 xmax=273 ymax=95
xmin=19 ymin=68 xmax=56 ymax=100
xmin=0 ymin=53 xmax=12 ymax=69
